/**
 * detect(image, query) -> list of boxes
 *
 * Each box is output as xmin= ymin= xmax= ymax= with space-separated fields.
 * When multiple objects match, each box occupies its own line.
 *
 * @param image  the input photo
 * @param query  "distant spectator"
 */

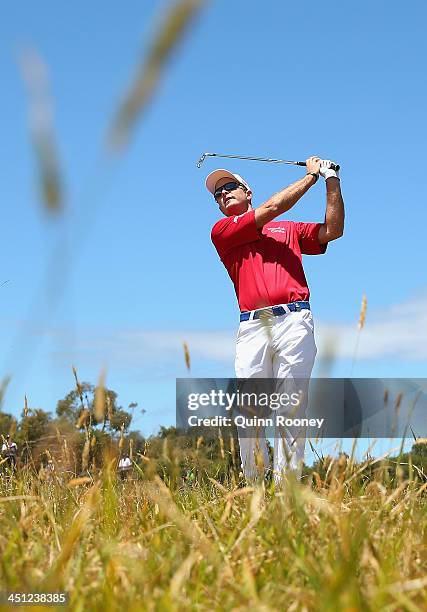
xmin=118 ymin=456 xmax=132 ymax=479
xmin=1 ymin=435 xmax=17 ymax=468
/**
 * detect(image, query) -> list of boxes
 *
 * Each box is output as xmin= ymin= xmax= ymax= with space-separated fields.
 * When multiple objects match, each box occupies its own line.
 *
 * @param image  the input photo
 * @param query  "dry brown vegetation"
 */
xmin=1 ymin=444 xmax=426 ymax=610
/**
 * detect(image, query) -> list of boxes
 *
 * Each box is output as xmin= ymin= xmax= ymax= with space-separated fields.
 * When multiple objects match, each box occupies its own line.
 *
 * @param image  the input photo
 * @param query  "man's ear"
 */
xmin=246 ymin=189 xmax=252 ymax=202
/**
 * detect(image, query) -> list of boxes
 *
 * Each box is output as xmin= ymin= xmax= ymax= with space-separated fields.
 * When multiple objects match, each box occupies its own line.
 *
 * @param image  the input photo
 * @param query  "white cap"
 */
xmin=205 ymin=169 xmax=251 ymax=195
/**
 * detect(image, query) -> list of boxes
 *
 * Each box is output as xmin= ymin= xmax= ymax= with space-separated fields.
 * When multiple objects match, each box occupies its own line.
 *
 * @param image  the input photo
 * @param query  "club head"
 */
xmin=196 ymin=153 xmax=207 ymax=168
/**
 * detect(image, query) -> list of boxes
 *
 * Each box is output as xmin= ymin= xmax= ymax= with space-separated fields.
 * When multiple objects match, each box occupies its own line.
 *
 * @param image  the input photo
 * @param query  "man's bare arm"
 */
xmin=318 ymin=177 xmax=345 ymax=244
xmin=254 ymin=156 xmax=320 ymax=229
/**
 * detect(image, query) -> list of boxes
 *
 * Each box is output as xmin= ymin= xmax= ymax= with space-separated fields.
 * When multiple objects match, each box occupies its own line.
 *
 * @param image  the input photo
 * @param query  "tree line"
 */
xmin=1 ymin=381 xmax=426 ymax=484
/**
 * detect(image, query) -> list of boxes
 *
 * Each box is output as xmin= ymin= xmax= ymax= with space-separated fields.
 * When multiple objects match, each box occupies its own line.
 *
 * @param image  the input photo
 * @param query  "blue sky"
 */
xmin=1 ymin=1 xmax=426 ymax=462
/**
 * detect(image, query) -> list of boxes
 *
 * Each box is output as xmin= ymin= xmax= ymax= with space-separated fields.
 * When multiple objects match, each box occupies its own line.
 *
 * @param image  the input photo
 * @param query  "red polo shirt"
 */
xmin=211 ymin=209 xmax=326 ymax=312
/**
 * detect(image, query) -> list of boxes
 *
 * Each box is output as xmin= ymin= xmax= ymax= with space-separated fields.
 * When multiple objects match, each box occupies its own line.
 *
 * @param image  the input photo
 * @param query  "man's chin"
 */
xmin=226 ymin=203 xmax=246 ymax=216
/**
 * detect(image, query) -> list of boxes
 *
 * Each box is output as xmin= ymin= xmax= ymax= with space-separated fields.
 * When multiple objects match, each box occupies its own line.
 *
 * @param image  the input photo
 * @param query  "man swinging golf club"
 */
xmin=206 ymin=156 xmax=345 ymax=482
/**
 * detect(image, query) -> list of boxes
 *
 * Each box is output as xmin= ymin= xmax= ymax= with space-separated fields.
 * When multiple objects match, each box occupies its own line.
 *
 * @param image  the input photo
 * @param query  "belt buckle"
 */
xmin=294 ymin=302 xmax=301 ymax=311
xmin=257 ymin=307 xmax=273 ymax=321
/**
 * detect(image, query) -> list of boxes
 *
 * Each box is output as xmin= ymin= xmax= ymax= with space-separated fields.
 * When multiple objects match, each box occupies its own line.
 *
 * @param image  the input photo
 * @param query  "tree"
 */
xmin=17 ymin=408 xmax=52 ymax=444
xmin=56 ymin=382 xmax=132 ymax=433
xmin=0 ymin=411 xmax=17 ymax=438
xmin=411 ymin=442 xmax=427 ymax=459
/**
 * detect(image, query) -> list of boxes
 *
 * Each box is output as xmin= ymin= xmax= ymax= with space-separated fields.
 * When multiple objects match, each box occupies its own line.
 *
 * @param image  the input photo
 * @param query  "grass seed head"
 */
xmin=183 ymin=341 xmax=191 ymax=371
xmin=106 ymin=394 xmax=113 ymax=424
xmin=119 ymin=423 xmax=125 ymax=451
xmin=394 ymin=392 xmax=403 ymax=410
xmin=81 ymin=434 xmax=90 ymax=472
xmin=19 ymin=47 xmax=63 ymax=214
xmin=259 ymin=309 xmax=273 ymax=343
xmin=108 ymin=0 xmax=207 ymax=150
xmin=358 ymin=294 xmax=367 ymax=330
xmin=76 ymin=409 xmax=90 ymax=429
xmin=94 ymin=370 xmax=106 ymax=423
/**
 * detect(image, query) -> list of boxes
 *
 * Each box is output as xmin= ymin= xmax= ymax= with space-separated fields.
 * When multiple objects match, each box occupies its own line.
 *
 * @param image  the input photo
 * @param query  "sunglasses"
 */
xmin=214 ymin=181 xmax=245 ymax=201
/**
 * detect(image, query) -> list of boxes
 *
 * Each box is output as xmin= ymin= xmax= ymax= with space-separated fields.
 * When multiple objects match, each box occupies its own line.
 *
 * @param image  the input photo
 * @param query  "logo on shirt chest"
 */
xmin=266 ymin=227 xmax=286 ymax=234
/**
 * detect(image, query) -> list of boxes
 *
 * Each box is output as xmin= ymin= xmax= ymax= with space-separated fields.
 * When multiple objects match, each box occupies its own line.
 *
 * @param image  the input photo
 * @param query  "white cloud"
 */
xmin=136 ymin=294 xmax=427 ymax=364
xmin=315 ymin=293 xmax=427 ymax=360
xmin=14 ymin=293 xmax=427 ymax=370
xmin=44 ymin=327 xmax=236 ymax=371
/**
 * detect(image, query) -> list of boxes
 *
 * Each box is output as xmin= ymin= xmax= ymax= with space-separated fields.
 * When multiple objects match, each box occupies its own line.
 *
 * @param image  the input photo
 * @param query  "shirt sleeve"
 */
xmin=211 ymin=209 xmax=261 ymax=258
xmin=295 ymin=222 xmax=327 ymax=255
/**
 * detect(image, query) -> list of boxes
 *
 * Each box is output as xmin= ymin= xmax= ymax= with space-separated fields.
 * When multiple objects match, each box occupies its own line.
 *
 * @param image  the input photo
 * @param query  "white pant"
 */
xmin=234 ymin=307 xmax=317 ymax=482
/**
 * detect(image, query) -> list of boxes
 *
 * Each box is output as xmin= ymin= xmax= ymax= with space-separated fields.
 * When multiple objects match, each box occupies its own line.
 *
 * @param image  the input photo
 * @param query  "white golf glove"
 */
xmin=320 ymin=159 xmax=340 ymax=180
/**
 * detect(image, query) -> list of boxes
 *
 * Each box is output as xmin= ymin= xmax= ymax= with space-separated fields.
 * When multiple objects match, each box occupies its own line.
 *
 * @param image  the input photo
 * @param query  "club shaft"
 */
xmin=197 ymin=152 xmax=340 ymax=171
xmin=200 ymin=152 xmax=303 ymax=166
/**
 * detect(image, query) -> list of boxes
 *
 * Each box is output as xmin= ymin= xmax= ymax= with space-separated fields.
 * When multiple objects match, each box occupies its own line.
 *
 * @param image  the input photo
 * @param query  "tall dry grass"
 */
xmin=0 ymin=446 xmax=426 ymax=610
xmin=351 ymin=294 xmax=367 ymax=375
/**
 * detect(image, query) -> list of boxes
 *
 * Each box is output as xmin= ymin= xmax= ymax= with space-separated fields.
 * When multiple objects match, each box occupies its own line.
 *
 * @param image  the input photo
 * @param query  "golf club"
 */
xmin=196 ymin=152 xmax=340 ymax=171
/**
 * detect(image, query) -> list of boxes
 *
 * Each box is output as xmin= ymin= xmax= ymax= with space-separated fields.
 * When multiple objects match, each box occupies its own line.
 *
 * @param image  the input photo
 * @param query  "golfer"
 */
xmin=206 ymin=156 xmax=344 ymax=481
